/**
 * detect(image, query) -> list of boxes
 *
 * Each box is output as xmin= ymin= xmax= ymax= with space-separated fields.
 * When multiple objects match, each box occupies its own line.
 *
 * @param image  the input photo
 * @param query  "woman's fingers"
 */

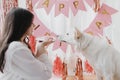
xmin=42 ymin=38 xmax=54 ymax=46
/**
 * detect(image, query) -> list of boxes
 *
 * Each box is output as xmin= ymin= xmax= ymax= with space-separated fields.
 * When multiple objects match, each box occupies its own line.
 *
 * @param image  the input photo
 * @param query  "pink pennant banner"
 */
xmin=98 ymin=3 xmax=118 ymax=15
xmin=55 ymin=0 xmax=69 ymax=17
xmin=84 ymin=23 xmax=104 ymax=36
xmin=34 ymin=0 xmax=86 ymax=17
xmin=78 ymin=0 xmax=86 ymax=11
xmin=53 ymin=39 xmax=68 ymax=53
xmin=37 ymin=0 xmax=55 ymax=14
xmin=30 ymin=1 xmax=69 ymax=53
xmin=69 ymin=0 xmax=86 ymax=16
xmin=32 ymin=11 xmax=56 ymax=37
xmin=69 ymin=0 xmax=79 ymax=16
xmin=85 ymin=3 xmax=118 ymax=36
xmin=29 ymin=0 xmax=55 ymax=37
xmin=31 ymin=0 xmax=56 ymax=37
xmin=96 ymin=14 xmax=112 ymax=27
xmin=85 ymin=15 xmax=111 ymax=35
xmin=85 ymin=14 xmax=111 ymax=36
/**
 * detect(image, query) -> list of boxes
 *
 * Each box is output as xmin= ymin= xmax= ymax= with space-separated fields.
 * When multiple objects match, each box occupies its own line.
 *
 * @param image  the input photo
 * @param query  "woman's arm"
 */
xmin=11 ymin=47 xmax=52 ymax=80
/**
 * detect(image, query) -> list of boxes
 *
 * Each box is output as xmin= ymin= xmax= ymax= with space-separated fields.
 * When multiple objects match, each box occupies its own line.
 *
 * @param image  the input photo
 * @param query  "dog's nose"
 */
xmin=66 ymin=33 xmax=69 ymax=35
xmin=61 ymin=40 xmax=66 ymax=42
xmin=56 ymin=35 xmax=59 ymax=38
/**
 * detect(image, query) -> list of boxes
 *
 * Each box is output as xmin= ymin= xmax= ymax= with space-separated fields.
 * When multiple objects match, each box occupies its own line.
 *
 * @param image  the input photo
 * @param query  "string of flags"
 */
xmin=32 ymin=0 xmax=118 ymax=53
xmin=85 ymin=3 xmax=118 ymax=36
xmin=0 ymin=0 xmax=118 ymax=53
xmin=36 ymin=0 xmax=97 ymax=16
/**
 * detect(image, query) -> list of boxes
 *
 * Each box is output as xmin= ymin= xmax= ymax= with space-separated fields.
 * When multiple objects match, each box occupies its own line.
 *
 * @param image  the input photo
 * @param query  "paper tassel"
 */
xmin=62 ymin=62 xmax=68 ymax=80
xmin=75 ymin=58 xmax=83 ymax=80
xmin=85 ymin=60 xmax=93 ymax=73
xmin=53 ymin=56 xmax=63 ymax=76
xmin=30 ymin=11 xmax=56 ymax=38
xmin=29 ymin=35 xmax=36 ymax=53
xmin=31 ymin=0 xmax=56 ymax=37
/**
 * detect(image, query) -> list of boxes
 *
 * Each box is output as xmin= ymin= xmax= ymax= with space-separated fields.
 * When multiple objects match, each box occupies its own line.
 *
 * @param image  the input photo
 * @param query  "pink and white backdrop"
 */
xmin=0 ymin=0 xmax=120 ymax=79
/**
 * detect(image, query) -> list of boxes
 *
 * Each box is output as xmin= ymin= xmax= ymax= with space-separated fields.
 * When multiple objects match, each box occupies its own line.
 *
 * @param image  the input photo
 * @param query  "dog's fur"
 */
xmin=58 ymin=28 xmax=120 ymax=80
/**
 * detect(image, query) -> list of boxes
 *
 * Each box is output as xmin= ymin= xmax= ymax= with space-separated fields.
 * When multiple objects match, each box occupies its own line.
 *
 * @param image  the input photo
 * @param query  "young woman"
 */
xmin=0 ymin=7 xmax=53 ymax=80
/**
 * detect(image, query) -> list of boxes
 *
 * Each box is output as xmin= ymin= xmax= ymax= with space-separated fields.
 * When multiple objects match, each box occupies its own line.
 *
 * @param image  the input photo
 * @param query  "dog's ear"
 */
xmin=74 ymin=27 xmax=82 ymax=39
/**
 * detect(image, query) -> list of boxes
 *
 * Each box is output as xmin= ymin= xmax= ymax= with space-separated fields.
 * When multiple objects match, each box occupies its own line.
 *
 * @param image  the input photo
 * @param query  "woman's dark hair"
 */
xmin=0 ymin=7 xmax=34 ymax=72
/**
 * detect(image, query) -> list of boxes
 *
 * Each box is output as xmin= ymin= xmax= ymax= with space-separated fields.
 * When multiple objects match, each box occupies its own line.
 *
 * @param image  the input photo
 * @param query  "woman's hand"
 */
xmin=35 ymin=37 xmax=54 ymax=58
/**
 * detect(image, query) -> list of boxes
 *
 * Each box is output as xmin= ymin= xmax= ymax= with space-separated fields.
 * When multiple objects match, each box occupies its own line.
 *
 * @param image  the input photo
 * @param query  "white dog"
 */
xmin=58 ymin=28 xmax=120 ymax=80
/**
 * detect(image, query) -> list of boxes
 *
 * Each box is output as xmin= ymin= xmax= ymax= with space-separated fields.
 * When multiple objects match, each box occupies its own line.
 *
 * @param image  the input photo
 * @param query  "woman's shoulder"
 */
xmin=8 ymin=41 xmax=29 ymax=52
xmin=5 ymin=41 xmax=31 ymax=59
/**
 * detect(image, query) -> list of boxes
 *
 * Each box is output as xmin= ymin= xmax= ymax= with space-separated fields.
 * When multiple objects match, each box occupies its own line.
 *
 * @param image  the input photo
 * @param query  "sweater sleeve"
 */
xmin=11 ymin=47 xmax=52 ymax=80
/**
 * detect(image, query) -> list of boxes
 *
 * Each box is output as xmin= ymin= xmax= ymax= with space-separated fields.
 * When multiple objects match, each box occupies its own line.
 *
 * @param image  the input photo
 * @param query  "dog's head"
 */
xmin=58 ymin=28 xmax=93 ymax=51
xmin=58 ymin=28 xmax=82 ymax=46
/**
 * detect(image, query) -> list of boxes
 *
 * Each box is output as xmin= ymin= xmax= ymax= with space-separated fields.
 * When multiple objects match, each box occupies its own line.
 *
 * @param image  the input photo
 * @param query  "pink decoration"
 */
xmin=94 ymin=0 xmax=100 ymax=12
xmin=85 ymin=19 xmax=104 ymax=36
xmin=69 ymin=0 xmax=86 ymax=15
xmin=55 ymin=0 xmax=69 ymax=17
xmin=85 ymin=0 xmax=100 ymax=12
xmin=85 ymin=60 xmax=93 ymax=73
xmin=98 ymin=3 xmax=118 ymax=15
xmin=31 ymin=0 xmax=56 ymax=37
xmin=26 ymin=1 xmax=51 ymax=38
xmin=69 ymin=0 xmax=78 ymax=15
xmin=78 ymin=0 xmax=86 ymax=11
xmin=29 ymin=35 xmax=36 ymax=54
xmin=53 ymin=39 xmax=67 ymax=53
xmin=31 ymin=11 xmax=56 ymax=37
xmin=85 ymin=14 xmax=111 ymax=35
xmin=62 ymin=62 xmax=67 ymax=80
xmin=37 ymin=0 xmax=55 ymax=14
xmin=53 ymin=56 xmax=63 ymax=76
xmin=30 ymin=1 xmax=57 ymax=36
xmin=75 ymin=58 xmax=83 ymax=80
xmin=85 ymin=3 xmax=118 ymax=36
xmin=96 ymin=14 xmax=112 ymax=27
xmin=31 ymin=0 xmax=118 ymax=52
